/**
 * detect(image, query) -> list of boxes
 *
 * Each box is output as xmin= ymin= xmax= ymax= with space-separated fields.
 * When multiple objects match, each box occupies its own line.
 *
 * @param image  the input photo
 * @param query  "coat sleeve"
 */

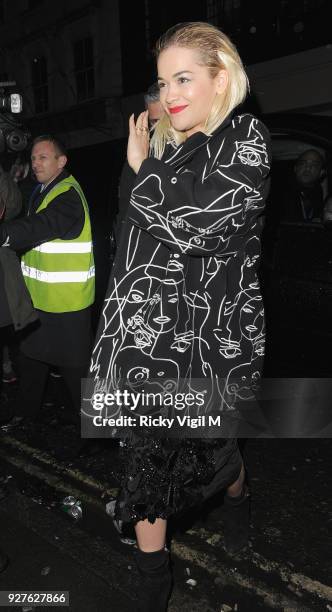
xmin=0 ymin=188 xmax=84 ymax=251
xmin=0 ymin=171 xmax=22 ymax=221
xmin=128 ymin=117 xmax=271 ymax=256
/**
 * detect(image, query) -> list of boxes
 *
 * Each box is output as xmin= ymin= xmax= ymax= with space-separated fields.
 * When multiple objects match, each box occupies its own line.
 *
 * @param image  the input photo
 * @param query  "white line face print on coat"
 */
xmin=91 ymin=113 xmax=271 ymax=412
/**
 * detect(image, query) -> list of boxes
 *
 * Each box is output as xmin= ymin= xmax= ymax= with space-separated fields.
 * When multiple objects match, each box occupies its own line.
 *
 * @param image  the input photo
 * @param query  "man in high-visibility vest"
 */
xmin=0 ymin=135 xmax=95 ymax=450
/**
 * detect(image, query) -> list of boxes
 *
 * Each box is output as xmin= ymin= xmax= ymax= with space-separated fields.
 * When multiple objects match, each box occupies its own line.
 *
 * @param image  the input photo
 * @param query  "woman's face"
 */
xmin=240 ymin=297 xmax=264 ymax=342
xmin=157 ymin=45 xmax=227 ymax=138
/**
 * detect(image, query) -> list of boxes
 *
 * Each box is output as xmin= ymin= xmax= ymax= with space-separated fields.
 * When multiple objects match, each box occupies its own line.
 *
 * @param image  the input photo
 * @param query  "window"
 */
xmin=31 ymin=56 xmax=48 ymax=113
xmin=73 ymin=37 xmax=95 ymax=102
xmin=205 ymin=0 xmax=330 ymax=64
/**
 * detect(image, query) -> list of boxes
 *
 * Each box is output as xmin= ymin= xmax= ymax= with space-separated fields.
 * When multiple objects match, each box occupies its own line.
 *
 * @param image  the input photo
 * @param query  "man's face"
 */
xmin=147 ymin=100 xmax=163 ymax=128
xmin=31 ymin=141 xmax=67 ymax=185
xmin=295 ymin=151 xmax=323 ymax=187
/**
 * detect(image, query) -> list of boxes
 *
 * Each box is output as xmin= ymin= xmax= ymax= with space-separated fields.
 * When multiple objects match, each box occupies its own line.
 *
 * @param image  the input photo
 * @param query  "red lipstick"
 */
xmin=169 ymin=105 xmax=188 ymax=114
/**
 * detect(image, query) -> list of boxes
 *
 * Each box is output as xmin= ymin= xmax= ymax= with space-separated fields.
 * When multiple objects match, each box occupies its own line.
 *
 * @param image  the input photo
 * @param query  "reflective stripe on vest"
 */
xmin=21 ymin=175 xmax=95 ymax=313
xmin=33 ymin=241 xmax=92 ymax=254
xmin=21 ymin=263 xmax=95 ymax=283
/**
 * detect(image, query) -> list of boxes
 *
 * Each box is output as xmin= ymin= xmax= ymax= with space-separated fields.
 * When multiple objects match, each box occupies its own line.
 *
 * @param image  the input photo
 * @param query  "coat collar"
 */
xmin=39 ymin=169 xmax=69 ymax=196
xmin=164 ymin=111 xmax=235 ymax=169
xmin=30 ymin=169 xmax=69 ymax=212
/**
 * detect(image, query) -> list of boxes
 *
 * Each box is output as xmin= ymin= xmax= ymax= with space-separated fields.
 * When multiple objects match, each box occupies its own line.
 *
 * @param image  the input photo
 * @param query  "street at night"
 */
xmin=0 ymin=374 xmax=331 ymax=611
xmin=1 ymin=1 xmax=332 ymax=611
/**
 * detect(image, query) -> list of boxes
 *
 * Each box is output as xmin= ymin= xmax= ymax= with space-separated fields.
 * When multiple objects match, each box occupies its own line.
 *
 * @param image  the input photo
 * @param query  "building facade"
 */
xmin=1 ymin=0 xmax=331 ymax=153
xmin=0 ymin=0 xmax=124 ymax=148
xmin=206 ymin=0 xmax=332 ymax=115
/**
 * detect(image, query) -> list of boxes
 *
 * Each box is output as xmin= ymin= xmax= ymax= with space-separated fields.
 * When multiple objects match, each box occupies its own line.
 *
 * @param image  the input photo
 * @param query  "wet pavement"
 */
xmin=0 ymin=378 xmax=331 ymax=611
xmin=0 ymin=490 xmax=130 ymax=611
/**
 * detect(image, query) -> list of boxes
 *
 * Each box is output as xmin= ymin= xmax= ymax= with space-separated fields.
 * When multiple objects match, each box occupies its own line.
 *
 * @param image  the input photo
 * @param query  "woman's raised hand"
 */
xmin=127 ymin=110 xmax=150 ymax=174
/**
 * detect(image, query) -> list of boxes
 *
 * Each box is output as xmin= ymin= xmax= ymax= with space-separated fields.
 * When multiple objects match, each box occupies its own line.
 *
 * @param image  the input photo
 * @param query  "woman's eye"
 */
xmin=178 ymin=77 xmax=189 ymax=84
xmin=158 ymin=82 xmax=166 ymax=89
xmin=219 ymin=347 xmax=241 ymax=358
xmin=129 ymin=293 xmax=143 ymax=302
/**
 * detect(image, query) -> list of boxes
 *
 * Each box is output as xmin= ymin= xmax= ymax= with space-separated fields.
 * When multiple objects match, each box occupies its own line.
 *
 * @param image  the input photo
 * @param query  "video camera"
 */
xmin=0 ymin=82 xmax=30 ymax=154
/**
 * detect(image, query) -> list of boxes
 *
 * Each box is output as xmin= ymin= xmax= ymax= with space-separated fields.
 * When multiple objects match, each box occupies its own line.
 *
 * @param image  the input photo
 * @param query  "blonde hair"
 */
xmin=151 ymin=21 xmax=249 ymax=159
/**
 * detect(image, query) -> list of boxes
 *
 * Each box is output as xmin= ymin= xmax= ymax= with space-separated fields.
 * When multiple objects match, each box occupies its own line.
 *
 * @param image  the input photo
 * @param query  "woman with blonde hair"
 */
xmin=91 ymin=21 xmax=271 ymax=611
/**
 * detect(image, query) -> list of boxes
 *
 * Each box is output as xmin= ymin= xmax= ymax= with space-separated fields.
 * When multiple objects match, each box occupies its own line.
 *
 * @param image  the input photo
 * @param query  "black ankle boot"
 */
xmin=134 ymin=547 xmax=172 ymax=612
xmin=222 ymin=485 xmax=250 ymax=555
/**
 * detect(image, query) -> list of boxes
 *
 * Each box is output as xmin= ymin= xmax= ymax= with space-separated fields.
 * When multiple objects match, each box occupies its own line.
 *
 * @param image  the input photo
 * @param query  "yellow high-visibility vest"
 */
xmin=22 ymin=175 xmax=95 ymax=313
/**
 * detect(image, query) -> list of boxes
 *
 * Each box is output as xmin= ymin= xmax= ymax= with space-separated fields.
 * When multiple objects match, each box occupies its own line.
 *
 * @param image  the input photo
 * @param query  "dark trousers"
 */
xmin=15 ymin=352 xmax=88 ymax=425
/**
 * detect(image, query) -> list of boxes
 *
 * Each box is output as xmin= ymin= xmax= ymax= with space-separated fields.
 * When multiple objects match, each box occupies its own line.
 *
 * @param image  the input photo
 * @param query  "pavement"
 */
xmin=0 ymin=490 xmax=129 ymax=611
xmin=0 ymin=379 xmax=331 ymax=612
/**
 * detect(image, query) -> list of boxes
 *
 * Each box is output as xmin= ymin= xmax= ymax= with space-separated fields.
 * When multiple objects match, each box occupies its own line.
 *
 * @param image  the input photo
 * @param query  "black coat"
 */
xmin=0 ymin=169 xmax=37 ymax=330
xmin=281 ymin=181 xmax=324 ymax=222
xmin=91 ymin=113 xmax=271 ymax=406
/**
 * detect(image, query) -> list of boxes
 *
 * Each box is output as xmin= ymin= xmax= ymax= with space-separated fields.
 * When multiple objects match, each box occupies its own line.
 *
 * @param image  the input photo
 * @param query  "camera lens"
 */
xmin=6 ymin=129 xmax=28 ymax=151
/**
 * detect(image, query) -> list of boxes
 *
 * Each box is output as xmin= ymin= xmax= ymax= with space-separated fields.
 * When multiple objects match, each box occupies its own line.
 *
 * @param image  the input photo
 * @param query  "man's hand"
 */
xmin=127 ymin=111 xmax=150 ymax=174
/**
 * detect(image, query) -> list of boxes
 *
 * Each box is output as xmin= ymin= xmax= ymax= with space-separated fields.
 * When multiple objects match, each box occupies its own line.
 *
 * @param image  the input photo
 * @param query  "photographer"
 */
xmin=0 ymin=164 xmax=38 ymax=397
xmin=0 ymin=84 xmax=37 ymax=343
xmin=0 ymin=164 xmax=37 ymax=349
xmin=0 ymin=165 xmax=37 ymax=575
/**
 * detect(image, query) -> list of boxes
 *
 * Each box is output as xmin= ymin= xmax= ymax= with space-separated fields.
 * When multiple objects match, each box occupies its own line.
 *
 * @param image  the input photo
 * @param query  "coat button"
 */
xmin=171 ymin=177 xmax=177 ymax=184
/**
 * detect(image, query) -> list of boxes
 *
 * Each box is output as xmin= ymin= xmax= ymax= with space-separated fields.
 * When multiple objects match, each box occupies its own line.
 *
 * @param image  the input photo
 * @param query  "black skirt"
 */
xmin=114 ymin=435 xmax=242 ymax=525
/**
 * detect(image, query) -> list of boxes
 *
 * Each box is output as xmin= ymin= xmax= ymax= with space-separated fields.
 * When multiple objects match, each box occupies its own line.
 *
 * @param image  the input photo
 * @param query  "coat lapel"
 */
xmin=163 ymin=112 xmax=234 ymax=170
